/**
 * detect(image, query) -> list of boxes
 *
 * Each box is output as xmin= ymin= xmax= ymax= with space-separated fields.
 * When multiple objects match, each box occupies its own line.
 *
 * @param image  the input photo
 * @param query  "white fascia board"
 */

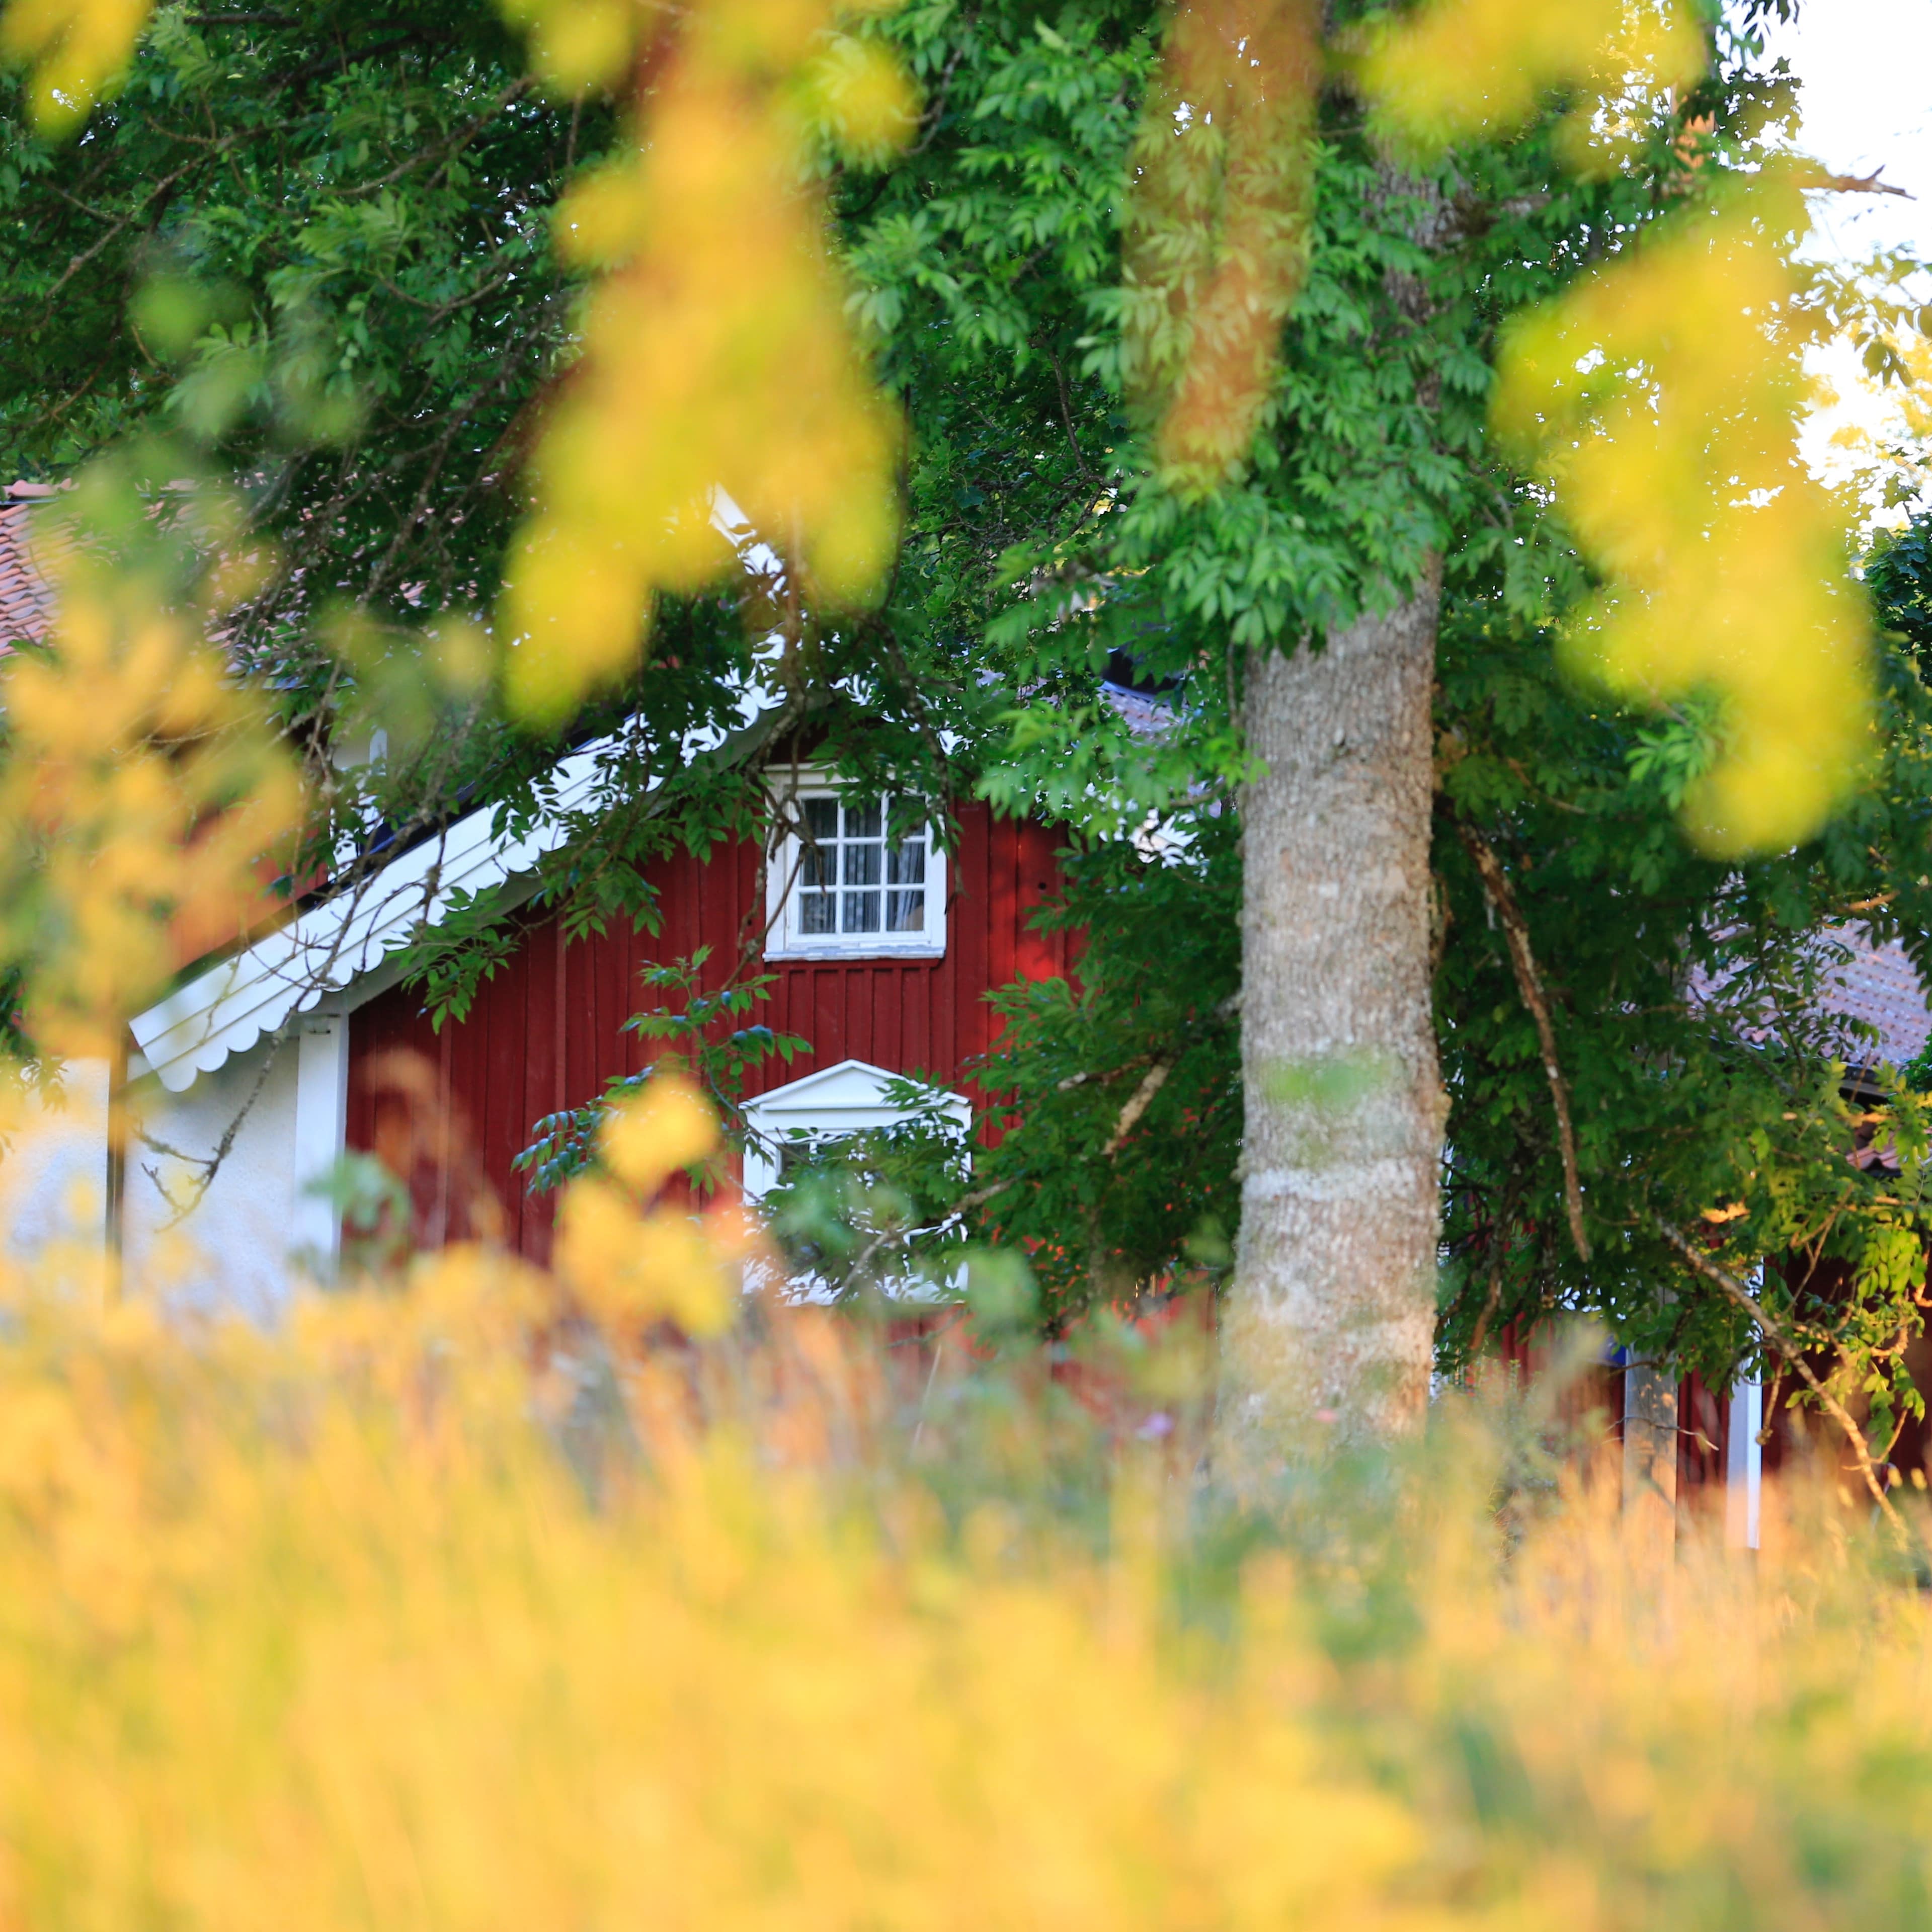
xmin=131 ymin=684 xmax=779 ymax=1094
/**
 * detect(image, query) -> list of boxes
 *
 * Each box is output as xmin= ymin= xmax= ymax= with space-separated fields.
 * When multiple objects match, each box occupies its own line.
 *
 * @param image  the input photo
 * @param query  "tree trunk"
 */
xmin=1218 ymin=577 xmax=1446 ymax=1466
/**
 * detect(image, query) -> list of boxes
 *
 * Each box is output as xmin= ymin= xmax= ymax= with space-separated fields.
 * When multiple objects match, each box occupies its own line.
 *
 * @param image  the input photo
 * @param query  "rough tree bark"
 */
xmin=1217 ymin=577 xmax=1447 ymax=1465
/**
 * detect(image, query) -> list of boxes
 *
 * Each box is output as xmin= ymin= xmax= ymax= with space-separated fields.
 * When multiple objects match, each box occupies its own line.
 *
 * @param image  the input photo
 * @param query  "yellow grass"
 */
xmin=0 ymin=1089 xmax=1925 ymax=1930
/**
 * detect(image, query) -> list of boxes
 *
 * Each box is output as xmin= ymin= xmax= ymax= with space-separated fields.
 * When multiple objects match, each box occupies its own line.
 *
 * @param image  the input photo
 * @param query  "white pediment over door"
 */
xmin=740 ymin=1058 xmax=970 ymax=1200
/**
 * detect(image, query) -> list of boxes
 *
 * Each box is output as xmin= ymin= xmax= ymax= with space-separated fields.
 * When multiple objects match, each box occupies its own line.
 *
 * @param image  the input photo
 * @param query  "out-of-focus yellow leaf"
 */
xmin=1354 ymin=0 xmax=1704 ymax=151
xmin=551 ymin=1079 xmax=735 ymax=1337
xmin=1122 ymin=0 xmax=1321 ymax=490
xmin=0 ymin=0 xmax=151 ymax=131
xmin=800 ymin=31 xmax=920 ymax=162
xmin=1494 ymin=178 xmax=1871 ymax=856
xmin=501 ymin=0 xmax=915 ymax=728
xmin=499 ymin=0 xmax=646 ymax=95
xmin=602 ymin=1077 xmax=718 ymax=1193
xmin=0 ymin=492 xmax=306 ymax=1060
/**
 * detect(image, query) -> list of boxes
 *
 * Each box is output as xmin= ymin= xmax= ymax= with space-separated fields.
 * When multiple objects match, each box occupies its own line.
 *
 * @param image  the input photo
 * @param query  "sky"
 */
xmin=1764 ymin=0 xmax=1932 ymax=507
xmin=1769 ymin=0 xmax=1932 ymax=268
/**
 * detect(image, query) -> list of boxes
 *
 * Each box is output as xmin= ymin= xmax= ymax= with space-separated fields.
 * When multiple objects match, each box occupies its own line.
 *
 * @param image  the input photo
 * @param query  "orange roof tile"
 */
xmin=0 ymin=482 xmax=62 ymax=651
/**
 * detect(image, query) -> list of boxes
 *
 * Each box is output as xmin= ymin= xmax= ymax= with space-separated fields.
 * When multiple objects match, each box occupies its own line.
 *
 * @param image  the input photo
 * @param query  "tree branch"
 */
xmin=1102 ymin=1058 xmax=1172 ymax=1159
xmin=1798 ymin=164 xmax=1912 ymax=199
xmin=1456 ymin=821 xmax=1590 ymax=1262
xmin=1651 ymin=1215 xmax=1905 ymax=1533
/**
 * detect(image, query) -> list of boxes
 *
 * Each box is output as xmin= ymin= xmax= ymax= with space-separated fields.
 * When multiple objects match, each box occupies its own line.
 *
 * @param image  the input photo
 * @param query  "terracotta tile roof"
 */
xmin=0 ymin=482 xmax=62 ymax=650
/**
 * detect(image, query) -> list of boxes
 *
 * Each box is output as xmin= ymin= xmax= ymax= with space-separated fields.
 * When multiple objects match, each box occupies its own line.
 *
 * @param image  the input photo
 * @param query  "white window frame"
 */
xmin=740 ymin=1059 xmax=971 ymax=1204
xmin=763 ymin=774 xmax=947 ymax=961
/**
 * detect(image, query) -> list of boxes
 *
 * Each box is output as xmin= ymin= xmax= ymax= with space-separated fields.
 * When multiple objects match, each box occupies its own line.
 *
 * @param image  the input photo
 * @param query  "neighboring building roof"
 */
xmin=1821 ymin=929 xmax=1932 ymax=1071
xmin=0 ymin=482 xmax=62 ymax=648
xmin=1688 ymin=924 xmax=1932 ymax=1079
xmin=1100 ymin=679 xmax=1174 ymax=741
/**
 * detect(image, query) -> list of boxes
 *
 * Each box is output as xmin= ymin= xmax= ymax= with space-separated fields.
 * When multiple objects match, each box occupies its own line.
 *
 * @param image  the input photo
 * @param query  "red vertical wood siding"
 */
xmin=346 ymin=805 xmax=1071 ymax=1262
xmin=1487 ymin=1324 xmax=1737 ymax=1502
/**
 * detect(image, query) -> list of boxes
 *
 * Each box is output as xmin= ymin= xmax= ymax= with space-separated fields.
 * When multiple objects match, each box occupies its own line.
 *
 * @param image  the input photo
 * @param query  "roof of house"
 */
xmin=129 ymin=688 xmax=783 ymax=1092
xmin=1821 ymin=929 xmax=1932 ymax=1071
xmin=1099 ymin=679 xmax=1174 ymax=741
xmin=0 ymin=482 xmax=62 ymax=647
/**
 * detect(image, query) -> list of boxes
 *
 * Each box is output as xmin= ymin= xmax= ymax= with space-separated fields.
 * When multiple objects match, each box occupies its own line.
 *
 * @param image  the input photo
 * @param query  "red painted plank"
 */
xmin=348 ymin=808 xmax=1070 ymax=1263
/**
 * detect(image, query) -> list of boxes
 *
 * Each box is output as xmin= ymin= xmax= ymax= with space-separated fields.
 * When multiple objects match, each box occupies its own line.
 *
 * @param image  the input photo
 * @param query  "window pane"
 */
xmin=844 ymin=799 xmax=881 ymax=841
xmin=886 ymin=889 xmax=923 ymax=933
xmin=886 ymin=837 xmax=924 ymax=886
xmin=802 ymin=842 xmax=834 ymax=890
xmin=777 ymin=1132 xmax=851 ymax=1180
xmin=843 ymin=890 xmax=880 ymax=932
xmin=843 ymin=842 xmax=880 ymax=887
xmin=804 ymin=796 xmax=839 ymax=841
xmin=801 ymin=891 xmax=836 ymax=934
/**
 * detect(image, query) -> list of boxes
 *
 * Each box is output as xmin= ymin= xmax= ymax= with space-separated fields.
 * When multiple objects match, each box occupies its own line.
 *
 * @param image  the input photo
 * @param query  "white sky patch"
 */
xmin=1761 ymin=0 xmax=1932 ymax=523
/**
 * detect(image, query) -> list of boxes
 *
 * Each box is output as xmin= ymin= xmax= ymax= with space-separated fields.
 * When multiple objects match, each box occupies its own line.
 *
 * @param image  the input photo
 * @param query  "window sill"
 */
xmin=763 ymin=935 xmax=948 ymax=963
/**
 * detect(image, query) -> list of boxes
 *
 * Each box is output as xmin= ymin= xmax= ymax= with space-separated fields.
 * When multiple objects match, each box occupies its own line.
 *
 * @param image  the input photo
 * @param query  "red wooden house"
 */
xmin=346 ymin=795 xmax=1074 ymax=1263
xmin=5 ymin=477 xmax=1929 ymax=1541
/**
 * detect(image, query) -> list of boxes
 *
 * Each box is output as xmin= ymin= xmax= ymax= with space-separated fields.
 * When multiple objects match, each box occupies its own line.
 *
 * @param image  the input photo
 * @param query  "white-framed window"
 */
xmin=764 ymin=781 xmax=946 ymax=960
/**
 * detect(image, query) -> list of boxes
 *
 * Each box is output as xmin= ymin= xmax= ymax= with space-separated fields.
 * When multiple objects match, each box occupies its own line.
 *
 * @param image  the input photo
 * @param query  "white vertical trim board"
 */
xmin=291 ymin=1002 xmax=351 ymax=1279
xmin=1726 ymin=1376 xmax=1763 ymax=1551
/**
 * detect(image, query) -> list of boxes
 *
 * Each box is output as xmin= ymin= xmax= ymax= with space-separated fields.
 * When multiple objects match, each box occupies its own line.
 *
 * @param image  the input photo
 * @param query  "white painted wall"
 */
xmin=124 ymin=1035 xmax=309 ymax=1321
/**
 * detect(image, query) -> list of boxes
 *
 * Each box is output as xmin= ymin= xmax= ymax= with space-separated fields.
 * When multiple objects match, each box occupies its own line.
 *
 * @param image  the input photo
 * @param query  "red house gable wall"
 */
xmin=346 ymin=803 xmax=1071 ymax=1262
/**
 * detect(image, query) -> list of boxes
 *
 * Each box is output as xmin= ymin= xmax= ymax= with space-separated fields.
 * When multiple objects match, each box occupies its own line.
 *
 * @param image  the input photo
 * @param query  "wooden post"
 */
xmin=1623 ymin=1358 xmax=1678 ymax=1561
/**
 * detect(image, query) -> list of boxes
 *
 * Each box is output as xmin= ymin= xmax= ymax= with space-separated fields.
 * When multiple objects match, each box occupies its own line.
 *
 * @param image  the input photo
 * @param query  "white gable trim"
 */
xmin=130 ymin=689 xmax=779 ymax=1094
xmin=741 ymin=1058 xmax=970 ymax=1201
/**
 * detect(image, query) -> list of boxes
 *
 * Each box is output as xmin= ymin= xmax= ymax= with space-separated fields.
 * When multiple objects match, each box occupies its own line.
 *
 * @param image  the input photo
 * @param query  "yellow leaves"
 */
xmin=500 ymin=0 xmax=651 ymax=96
xmin=0 ymin=1280 xmax=1421 ymax=1930
xmin=0 ymin=0 xmax=150 ymax=131
xmin=500 ymin=0 xmax=915 ymax=728
xmin=1352 ymin=4 xmax=1865 ymax=855
xmin=1494 ymin=180 xmax=1872 ymax=855
xmin=1122 ymin=0 xmax=1321 ymax=489
xmin=603 ymin=1074 xmax=717 ymax=1187
xmin=799 ymin=30 xmax=920 ymax=163
xmin=1117 ymin=0 xmax=1693 ymax=499
xmin=0 ymin=523 xmax=306 ymax=1058
xmin=553 ymin=1079 xmax=739 ymax=1337
xmin=1354 ymin=0 xmax=1704 ymax=153
xmin=558 ymin=1179 xmax=736 ymax=1335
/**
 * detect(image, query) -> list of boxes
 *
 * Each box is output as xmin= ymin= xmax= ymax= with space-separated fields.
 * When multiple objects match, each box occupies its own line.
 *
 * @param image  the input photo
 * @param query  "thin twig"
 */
xmin=1467 ymin=1258 xmax=1505 ymax=1361
xmin=909 ymin=1337 xmax=944 ymax=1453
xmin=1652 ymin=1215 xmax=1905 ymax=1533
xmin=1457 ymin=821 xmax=1590 ymax=1262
